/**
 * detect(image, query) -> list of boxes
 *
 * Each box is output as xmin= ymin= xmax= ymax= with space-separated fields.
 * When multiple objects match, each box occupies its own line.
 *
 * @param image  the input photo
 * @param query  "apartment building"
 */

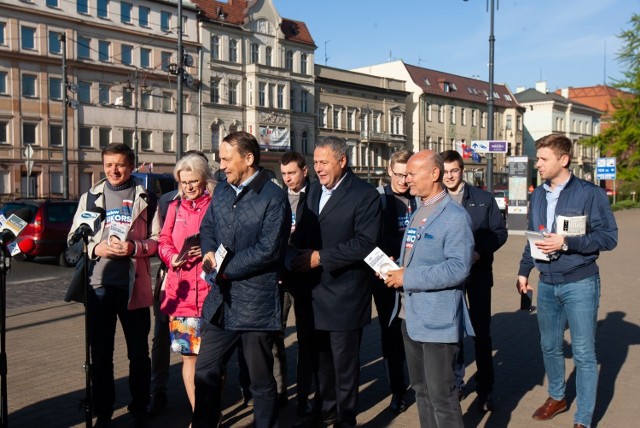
xmin=353 ymin=61 xmax=524 ymax=188
xmin=515 ymin=81 xmax=602 ymax=183
xmin=0 ymin=0 xmax=199 ymax=200
xmin=315 ymin=64 xmax=408 ymax=186
xmin=193 ymin=0 xmax=316 ymax=176
xmin=555 ymin=84 xmax=633 ymax=132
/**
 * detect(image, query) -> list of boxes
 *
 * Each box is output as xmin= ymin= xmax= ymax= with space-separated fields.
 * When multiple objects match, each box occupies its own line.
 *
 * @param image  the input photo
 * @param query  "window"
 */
xmin=300 ymin=91 xmax=308 ymax=113
xmin=78 ymin=81 xmax=91 ymax=103
xmin=141 ymin=130 xmax=152 ymax=150
xmin=98 ymin=40 xmax=110 ymax=62
xmin=426 ymin=103 xmax=432 ymax=122
xmin=290 ymin=89 xmax=295 ymax=112
xmin=0 ymin=171 xmax=9 ymax=194
xmin=98 ymin=84 xmax=109 ymax=104
xmin=50 ymin=172 xmax=63 ymax=194
xmin=121 ymin=44 xmax=132 ymax=65
xmin=161 ymin=51 xmax=172 ymax=71
xmin=461 ymin=108 xmax=467 ymax=126
xmin=0 ymin=121 xmax=7 ymax=144
xmin=517 ymin=115 xmax=522 ymax=131
xmin=23 ymin=123 xmax=37 ymax=145
xmin=161 ymin=11 xmax=172 ymax=32
xmin=162 ymin=92 xmax=172 ymax=112
xmin=333 ymin=108 xmax=341 ymax=129
xmin=266 ymin=46 xmax=272 ymax=66
xmin=46 ymin=0 xmax=59 ymax=7
xmin=49 ymin=124 xmax=62 ymax=147
xmin=140 ymin=48 xmax=151 ymax=68
xmin=121 ymin=2 xmax=132 ymax=24
xmin=211 ymin=36 xmax=219 ymax=60
xmin=97 ymin=0 xmax=109 ymax=19
xmin=258 ymin=82 xmax=266 ymax=107
xmin=228 ymin=81 xmax=237 ymax=105
xmin=506 ymin=114 xmax=513 ymax=130
xmin=251 ymin=43 xmax=259 ymax=64
xmin=210 ymin=79 xmax=219 ymax=104
xmin=77 ymin=0 xmax=88 ymax=14
xmin=49 ymin=77 xmax=62 ymax=100
xmin=229 ymin=39 xmax=237 ymax=63
xmin=438 ymin=105 xmax=444 ymax=123
xmin=301 ymin=54 xmax=307 ymax=75
xmin=0 ymin=22 xmax=5 ymax=45
xmin=450 ymin=106 xmax=456 ymax=124
xmin=122 ymin=87 xmax=132 ymax=107
xmin=78 ymin=36 xmax=91 ymax=59
xmin=318 ymin=106 xmax=327 ymax=128
xmin=99 ymin=127 xmax=110 ymax=148
xmin=183 ymin=94 xmax=188 ymax=113
xmin=162 ymin=131 xmax=172 ymax=152
xmin=301 ymin=131 xmax=308 ymax=154
xmin=285 ymin=50 xmax=293 ymax=71
xmin=21 ymin=27 xmax=36 ymax=50
xmin=123 ymin=129 xmax=133 ymax=147
xmin=472 ymin=109 xmax=478 ymax=127
xmin=22 ymin=74 xmax=37 ymax=97
xmin=79 ymin=127 xmax=91 ymax=147
xmin=482 ymin=112 xmax=487 ymax=128
xmin=141 ymin=92 xmax=152 ymax=109
xmin=290 ymin=130 xmax=295 ymax=149
xmin=347 ymin=110 xmax=355 ymax=131
xmin=139 ymin=6 xmax=150 ymax=27
xmin=49 ymin=31 xmax=62 ymax=55
xmin=0 ymin=71 xmax=7 ymax=94
xmin=277 ymin=85 xmax=284 ymax=109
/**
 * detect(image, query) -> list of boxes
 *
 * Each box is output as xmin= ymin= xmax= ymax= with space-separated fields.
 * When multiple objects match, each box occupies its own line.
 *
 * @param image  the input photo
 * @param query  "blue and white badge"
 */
xmin=405 ymin=227 xmax=418 ymax=249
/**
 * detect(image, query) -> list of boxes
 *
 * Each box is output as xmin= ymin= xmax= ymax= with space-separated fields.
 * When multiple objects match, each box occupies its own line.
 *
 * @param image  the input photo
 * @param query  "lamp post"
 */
xmin=176 ymin=0 xmax=184 ymax=161
xmin=133 ymin=68 xmax=139 ymax=168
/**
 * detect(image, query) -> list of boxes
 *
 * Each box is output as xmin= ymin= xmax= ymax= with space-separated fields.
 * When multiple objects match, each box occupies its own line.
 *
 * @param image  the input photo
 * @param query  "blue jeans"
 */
xmin=537 ymin=274 xmax=600 ymax=427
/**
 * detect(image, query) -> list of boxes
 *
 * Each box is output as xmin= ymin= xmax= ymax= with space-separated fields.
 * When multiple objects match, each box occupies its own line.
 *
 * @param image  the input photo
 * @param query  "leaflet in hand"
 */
xmin=525 ymin=231 xmax=550 ymax=261
xmin=365 ymin=247 xmax=400 ymax=280
xmin=175 ymin=233 xmax=201 ymax=263
xmin=108 ymin=221 xmax=130 ymax=247
xmin=556 ymin=215 xmax=587 ymax=236
xmin=201 ymin=244 xmax=228 ymax=283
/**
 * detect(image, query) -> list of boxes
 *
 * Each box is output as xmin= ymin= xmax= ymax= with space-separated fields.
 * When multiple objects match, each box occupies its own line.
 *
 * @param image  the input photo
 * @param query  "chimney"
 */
xmin=535 ymin=81 xmax=548 ymax=93
xmin=515 ymin=86 xmax=526 ymax=93
xmin=560 ymin=88 xmax=569 ymax=98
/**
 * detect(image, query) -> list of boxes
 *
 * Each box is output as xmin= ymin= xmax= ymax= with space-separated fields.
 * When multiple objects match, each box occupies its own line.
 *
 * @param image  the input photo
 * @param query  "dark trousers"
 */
xmin=272 ymin=289 xmax=292 ymax=395
xmin=291 ymin=288 xmax=317 ymax=406
xmin=88 ymin=286 xmax=151 ymax=418
xmin=402 ymin=322 xmax=463 ymax=428
xmin=315 ymin=329 xmax=362 ymax=427
xmin=372 ymin=282 xmax=407 ymax=396
xmin=193 ymin=322 xmax=279 ymax=428
xmin=455 ymin=281 xmax=494 ymax=395
xmin=150 ymin=299 xmax=170 ymax=396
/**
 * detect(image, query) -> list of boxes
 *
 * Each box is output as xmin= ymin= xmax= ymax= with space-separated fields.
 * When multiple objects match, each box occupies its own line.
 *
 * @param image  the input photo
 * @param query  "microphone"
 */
xmin=7 ymin=238 xmax=35 ymax=261
xmin=0 ymin=208 xmax=33 ymax=246
xmin=69 ymin=207 xmax=106 ymax=245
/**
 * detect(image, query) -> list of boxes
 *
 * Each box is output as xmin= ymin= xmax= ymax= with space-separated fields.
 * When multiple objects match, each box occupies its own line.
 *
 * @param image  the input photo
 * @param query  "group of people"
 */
xmin=68 ymin=131 xmax=617 ymax=428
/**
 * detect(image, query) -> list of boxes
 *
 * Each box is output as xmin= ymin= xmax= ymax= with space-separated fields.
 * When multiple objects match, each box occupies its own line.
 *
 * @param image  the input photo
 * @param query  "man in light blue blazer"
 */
xmin=384 ymin=150 xmax=475 ymax=428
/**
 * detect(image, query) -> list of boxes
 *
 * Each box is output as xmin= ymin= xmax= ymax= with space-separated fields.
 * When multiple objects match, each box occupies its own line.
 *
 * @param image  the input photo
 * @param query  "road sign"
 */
xmin=470 ymin=140 xmax=508 ymax=153
xmin=25 ymin=160 xmax=33 ymax=176
xmin=596 ymin=157 xmax=616 ymax=180
xmin=24 ymin=145 xmax=34 ymax=159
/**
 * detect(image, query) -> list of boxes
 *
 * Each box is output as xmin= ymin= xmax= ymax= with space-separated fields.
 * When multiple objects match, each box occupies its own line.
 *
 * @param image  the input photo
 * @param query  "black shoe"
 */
xmin=93 ymin=416 xmax=111 ymax=428
xmin=478 ymin=393 xmax=495 ymax=412
xmin=322 ymin=410 xmax=338 ymax=425
xmin=146 ymin=391 xmax=167 ymax=417
xmin=389 ymin=393 xmax=407 ymax=414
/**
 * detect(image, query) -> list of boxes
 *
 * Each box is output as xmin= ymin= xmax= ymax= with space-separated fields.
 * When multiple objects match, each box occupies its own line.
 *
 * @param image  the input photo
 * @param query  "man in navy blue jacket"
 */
xmin=517 ymin=134 xmax=617 ymax=428
xmin=193 ymin=132 xmax=291 ymax=428
xmin=440 ymin=150 xmax=507 ymax=412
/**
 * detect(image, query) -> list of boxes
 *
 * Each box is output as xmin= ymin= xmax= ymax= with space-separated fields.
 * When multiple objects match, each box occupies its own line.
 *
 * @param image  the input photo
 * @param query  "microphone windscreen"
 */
xmin=17 ymin=238 xmax=36 ymax=254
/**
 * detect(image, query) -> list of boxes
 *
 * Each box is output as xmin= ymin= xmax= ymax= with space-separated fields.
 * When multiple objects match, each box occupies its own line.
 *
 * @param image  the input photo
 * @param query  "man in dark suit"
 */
xmin=291 ymin=136 xmax=381 ymax=427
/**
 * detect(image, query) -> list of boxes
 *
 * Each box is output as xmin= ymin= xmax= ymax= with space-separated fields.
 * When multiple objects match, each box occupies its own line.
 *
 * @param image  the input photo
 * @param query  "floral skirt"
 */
xmin=169 ymin=316 xmax=203 ymax=356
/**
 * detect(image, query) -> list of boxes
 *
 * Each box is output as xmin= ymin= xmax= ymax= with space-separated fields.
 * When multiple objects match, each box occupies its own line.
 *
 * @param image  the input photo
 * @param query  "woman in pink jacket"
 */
xmin=158 ymin=154 xmax=214 ymax=410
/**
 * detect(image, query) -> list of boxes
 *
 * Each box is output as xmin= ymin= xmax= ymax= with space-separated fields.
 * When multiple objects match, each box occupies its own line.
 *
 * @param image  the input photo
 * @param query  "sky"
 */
xmin=273 ymin=0 xmax=640 ymax=92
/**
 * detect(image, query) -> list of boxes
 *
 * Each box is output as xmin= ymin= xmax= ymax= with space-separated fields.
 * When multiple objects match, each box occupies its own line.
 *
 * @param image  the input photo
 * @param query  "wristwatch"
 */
xmin=561 ymin=238 xmax=569 ymax=252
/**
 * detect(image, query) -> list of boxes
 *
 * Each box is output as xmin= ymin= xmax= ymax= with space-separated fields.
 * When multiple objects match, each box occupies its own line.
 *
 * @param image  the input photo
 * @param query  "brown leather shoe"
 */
xmin=531 ymin=397 xmax=568 ymax=420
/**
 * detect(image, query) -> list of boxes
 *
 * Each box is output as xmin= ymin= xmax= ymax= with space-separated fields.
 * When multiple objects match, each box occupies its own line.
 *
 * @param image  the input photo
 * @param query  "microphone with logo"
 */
xmin=0 ymin=208 xmax=33 ymax=247
xmin=6 ymin=239 xmax=36 ymax=262
xmin=69 ymin=207 xmax=106 ymax=245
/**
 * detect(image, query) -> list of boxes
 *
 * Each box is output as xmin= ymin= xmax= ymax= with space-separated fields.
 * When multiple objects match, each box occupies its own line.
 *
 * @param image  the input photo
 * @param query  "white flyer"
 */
xmin=525 ymin=231 xmax=550 ymax=261
xmin=365 ymin=247 xmax=400 ymax=280
xmin=108 ymin=221 xmax=130 ymax=246
xmin=556 ymin=215 xmax=587 ymax=236
xmin=201 ymin=244 xmax=228 ymax=281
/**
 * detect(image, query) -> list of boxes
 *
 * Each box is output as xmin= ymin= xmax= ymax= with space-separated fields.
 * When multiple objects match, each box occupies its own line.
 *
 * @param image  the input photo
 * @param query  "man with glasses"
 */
xmin=440 ymin=150 xmax=507 ymax=412
xmin=375 ymin=149 xmax=415 ymax=414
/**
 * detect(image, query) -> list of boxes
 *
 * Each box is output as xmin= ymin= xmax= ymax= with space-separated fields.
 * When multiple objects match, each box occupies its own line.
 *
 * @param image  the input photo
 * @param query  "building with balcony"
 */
xmin=193 ymin=0 xmax=316 ymax=177
xmin=515 ymin=81 xmax=602 ymax=183
xmin=315 ymin=64 xmax=408 ymax=185
xmin=353 ymin=61 xmax=524 ymax=188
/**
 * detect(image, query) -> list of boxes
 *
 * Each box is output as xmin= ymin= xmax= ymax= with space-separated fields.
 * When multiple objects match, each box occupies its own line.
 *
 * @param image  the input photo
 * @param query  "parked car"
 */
xmin=0 ymin=199 xmax=79 ymax=267
xmin=493 ymin=190 xmax=508 ymax=218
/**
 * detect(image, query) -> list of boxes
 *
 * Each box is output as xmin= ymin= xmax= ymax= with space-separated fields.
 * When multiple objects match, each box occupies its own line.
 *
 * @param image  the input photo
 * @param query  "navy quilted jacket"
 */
xmin=200 ymin=169 xmax=291 ymax=330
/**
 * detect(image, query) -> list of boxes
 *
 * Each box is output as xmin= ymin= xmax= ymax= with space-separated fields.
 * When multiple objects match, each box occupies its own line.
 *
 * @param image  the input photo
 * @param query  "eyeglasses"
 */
xmin=180 ymin=179 xmax=201 ymax=187
xmin=444 ymin=168 xmax=462 ymax=176
xmin=392 ymin=172 xmax=408 ymax=181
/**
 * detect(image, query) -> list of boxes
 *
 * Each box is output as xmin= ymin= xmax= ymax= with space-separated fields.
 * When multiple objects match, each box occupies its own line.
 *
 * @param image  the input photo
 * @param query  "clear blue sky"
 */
xmin=273 ymin=0 xmax=640 ymax=92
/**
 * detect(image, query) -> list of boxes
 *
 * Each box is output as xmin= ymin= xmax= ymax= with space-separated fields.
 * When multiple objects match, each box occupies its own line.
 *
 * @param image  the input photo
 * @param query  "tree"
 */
xmin=586 ymin=13 xmax=640 ymax=182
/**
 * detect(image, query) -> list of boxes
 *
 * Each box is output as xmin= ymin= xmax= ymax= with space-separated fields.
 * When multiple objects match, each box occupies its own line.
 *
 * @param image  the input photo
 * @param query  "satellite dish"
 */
xmin=183 ymin=54 xmax=194 ymax=67
xmin=68 ymin=99 xmax=79 ymax=110
xmin=67 ymin=83 xmax=78 ymax=93
xmin=185 ymin=74 xmax=194 ymax=87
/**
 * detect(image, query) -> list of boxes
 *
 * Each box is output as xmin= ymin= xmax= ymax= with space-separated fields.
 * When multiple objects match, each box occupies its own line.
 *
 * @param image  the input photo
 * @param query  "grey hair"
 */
xmin=315 ymin=136 xmax=349 ymax=162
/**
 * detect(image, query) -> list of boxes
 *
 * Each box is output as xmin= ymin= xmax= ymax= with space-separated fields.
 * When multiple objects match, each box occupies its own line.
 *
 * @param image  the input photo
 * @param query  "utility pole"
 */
xmin=61 ymin=33 xmax=69 ymax=199
xmin=486 ymin=0 xmax=496 ymax=192
xmin=133 ymin=68 xmax=139 ymax=168
xmin=176 ymin=0 xmax=184 ymax=161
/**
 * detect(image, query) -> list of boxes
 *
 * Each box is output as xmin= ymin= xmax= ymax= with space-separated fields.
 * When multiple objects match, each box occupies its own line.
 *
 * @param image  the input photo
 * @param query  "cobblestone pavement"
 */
xmin=4 ymin=209 xmax=640 ymax=427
